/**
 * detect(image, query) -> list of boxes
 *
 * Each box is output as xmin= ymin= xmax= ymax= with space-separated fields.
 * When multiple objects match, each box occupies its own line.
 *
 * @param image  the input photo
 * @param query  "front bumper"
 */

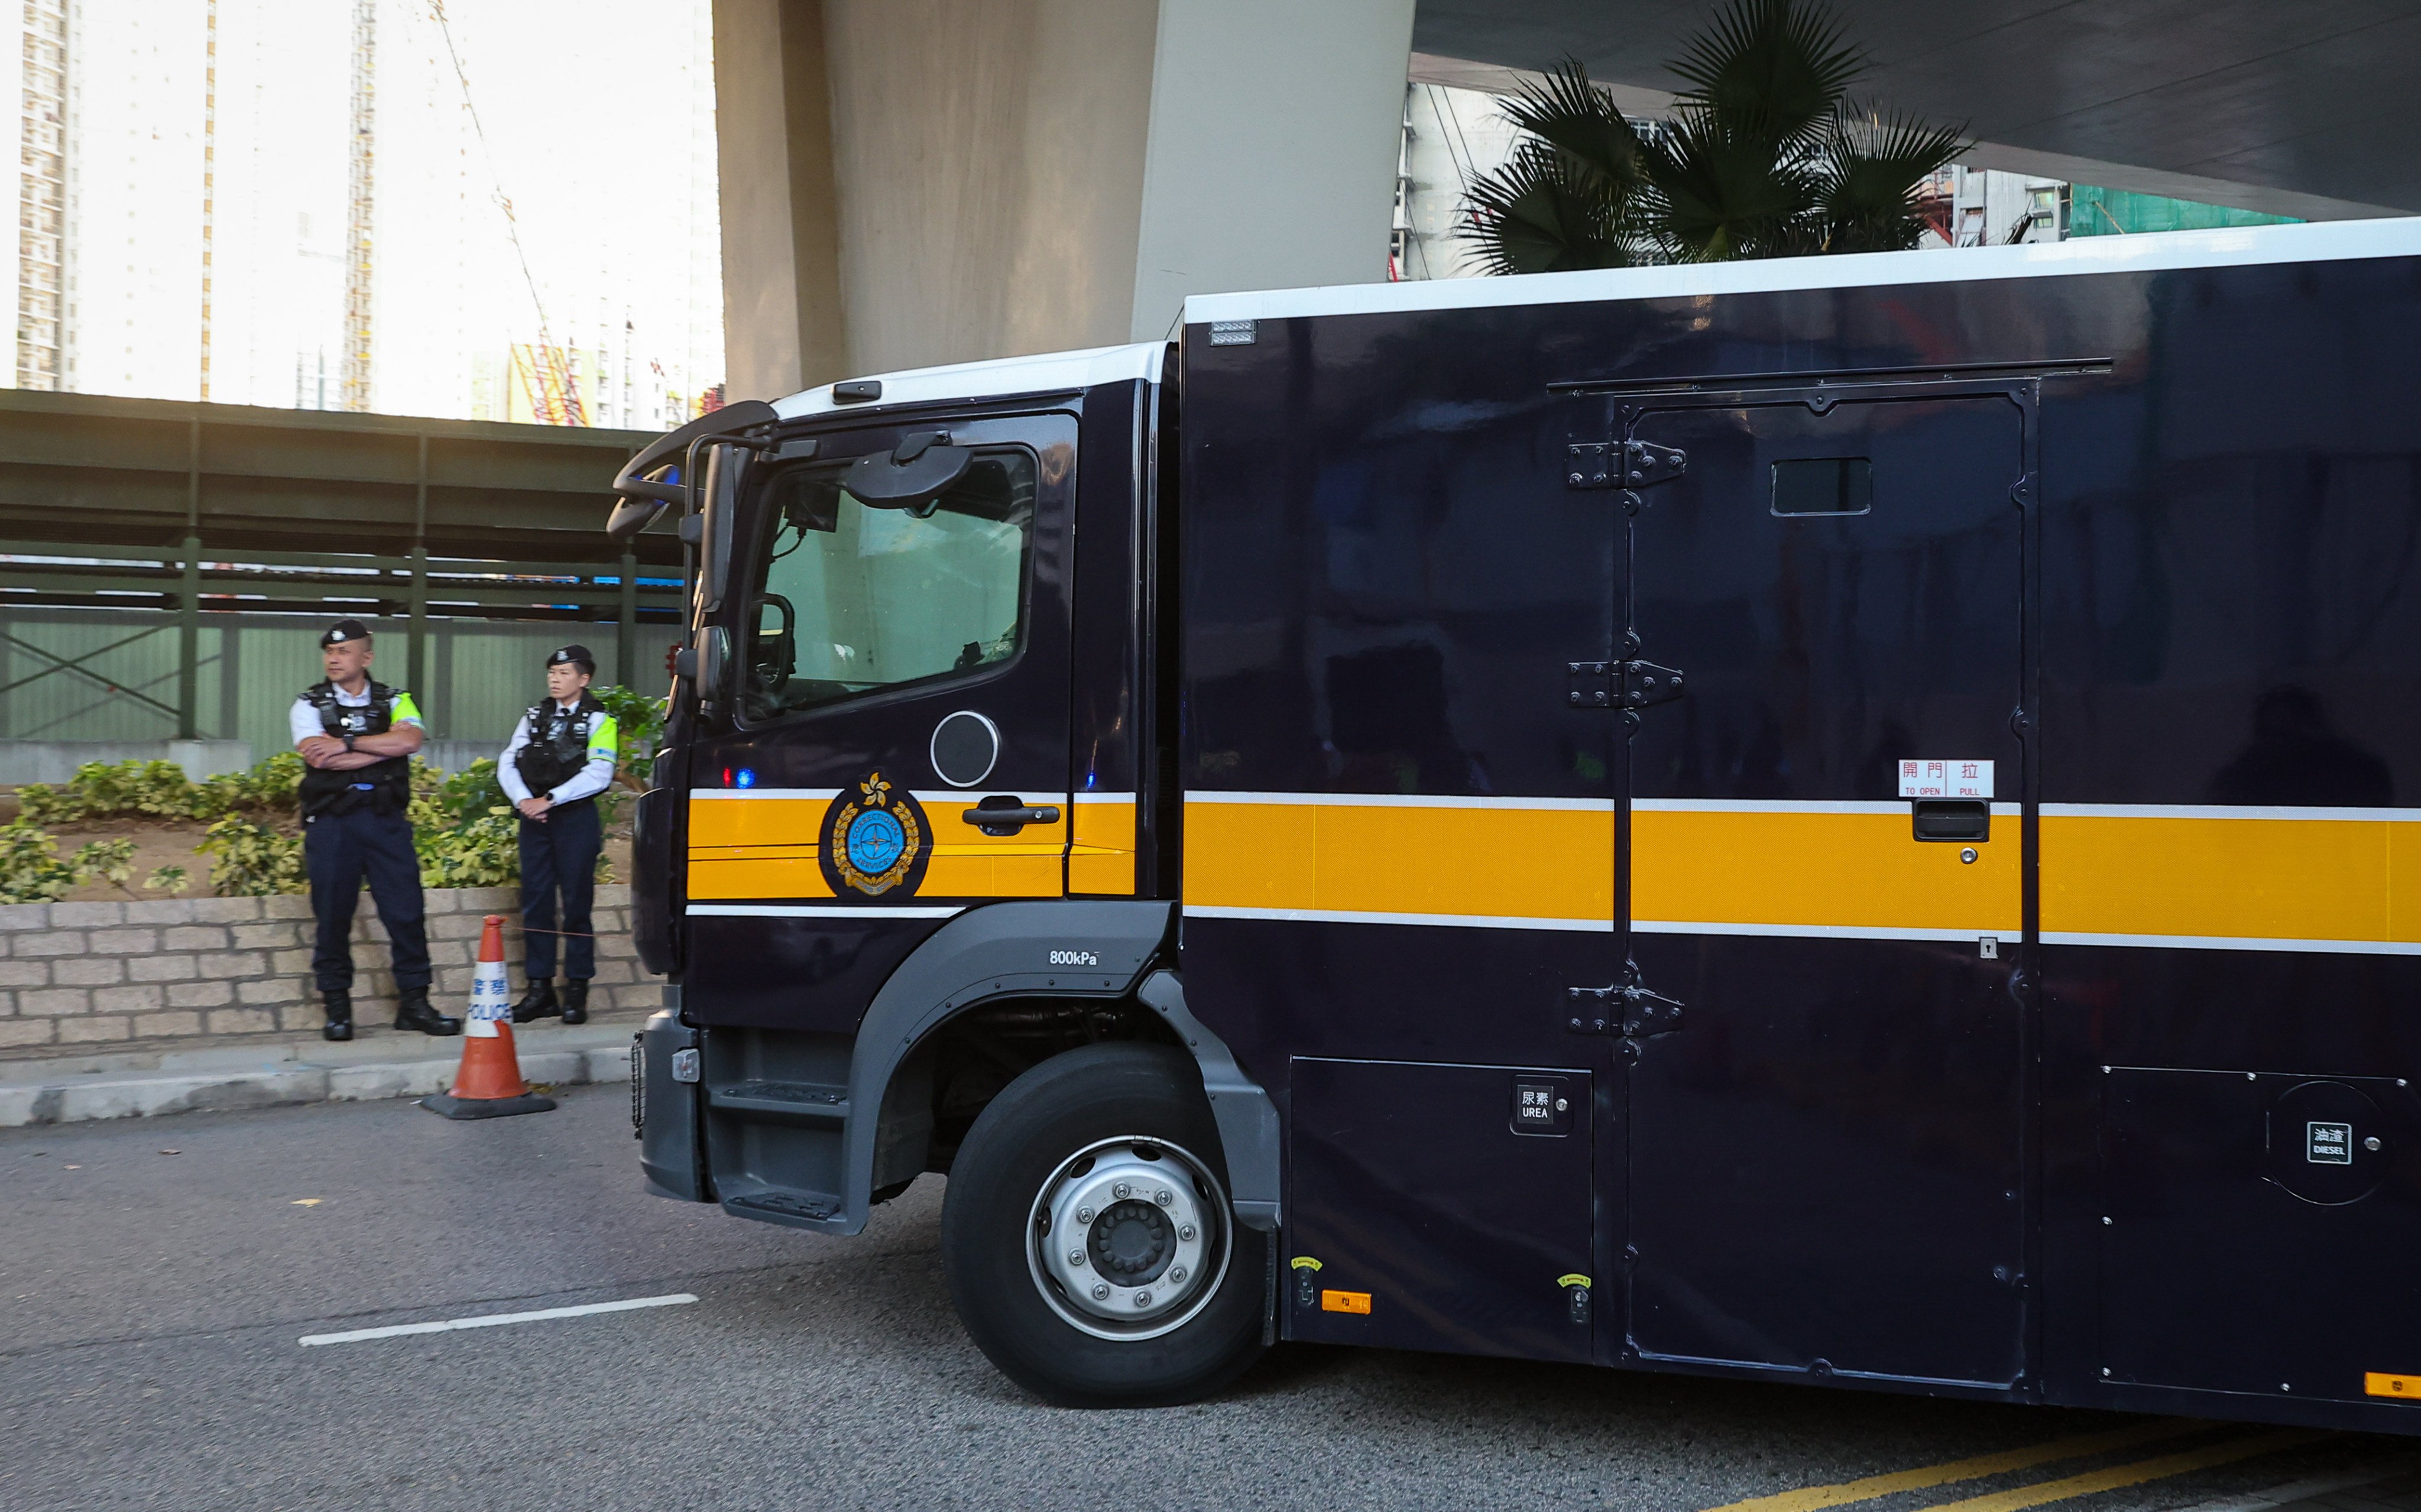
xmin=636 ymin=1008 xmax=709 ymax=1201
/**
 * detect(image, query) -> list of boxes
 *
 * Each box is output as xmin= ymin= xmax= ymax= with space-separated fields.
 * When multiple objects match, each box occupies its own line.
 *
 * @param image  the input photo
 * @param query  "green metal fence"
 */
xmin=0 ymin=389 xmax=690 ymax=766
xmin=0 ymin=542 xmax=687 ymax=754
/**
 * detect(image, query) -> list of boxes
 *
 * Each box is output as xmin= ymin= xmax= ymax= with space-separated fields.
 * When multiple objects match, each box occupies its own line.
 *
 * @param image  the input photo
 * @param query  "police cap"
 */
xmin=547 ymin=644 xmax=597 ymax=674
xmin=320 ymin=618 xmax=372 ymax=648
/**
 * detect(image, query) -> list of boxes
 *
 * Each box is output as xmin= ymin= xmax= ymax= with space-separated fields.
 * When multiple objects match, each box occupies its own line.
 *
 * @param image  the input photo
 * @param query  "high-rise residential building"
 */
xmin=15 ymin=0 xmax=69 ymax=391
xmin=0 ymin=0 xmax=722 ymax=423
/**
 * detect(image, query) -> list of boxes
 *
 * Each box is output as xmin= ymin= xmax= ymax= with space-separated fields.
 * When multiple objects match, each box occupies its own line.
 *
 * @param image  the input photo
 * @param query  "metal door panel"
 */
xmin=2099 ymin=1066 xmax=2421 ymax=1400
xmin=1616 ymin=389 xmax=2032 ymax=1387
xmin=686 ymin=411 xmax=1081 ymax=1028
xmin=1288 ymin=1056 xmax=1597 ymax=1362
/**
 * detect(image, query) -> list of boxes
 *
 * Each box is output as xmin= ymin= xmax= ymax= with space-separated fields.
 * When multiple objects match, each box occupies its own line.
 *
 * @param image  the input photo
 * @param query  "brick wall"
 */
xmin=0 ymin=885 xmax=650 ymax=1049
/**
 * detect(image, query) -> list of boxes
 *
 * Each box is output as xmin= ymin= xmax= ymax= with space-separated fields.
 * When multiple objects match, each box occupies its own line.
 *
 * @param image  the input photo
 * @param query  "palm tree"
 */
xmin=1460 ymin=0 xmax=1966 ymax=272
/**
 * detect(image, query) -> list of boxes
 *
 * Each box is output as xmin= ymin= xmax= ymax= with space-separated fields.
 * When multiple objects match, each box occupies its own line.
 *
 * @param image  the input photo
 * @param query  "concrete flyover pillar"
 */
xmin=712 ymin=0 xmax=1416 ymax=398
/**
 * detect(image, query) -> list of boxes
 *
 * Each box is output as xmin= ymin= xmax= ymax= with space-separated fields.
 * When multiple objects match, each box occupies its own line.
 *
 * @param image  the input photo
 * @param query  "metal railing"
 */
xmin=0 ymin=539 xmax=685 ymax=738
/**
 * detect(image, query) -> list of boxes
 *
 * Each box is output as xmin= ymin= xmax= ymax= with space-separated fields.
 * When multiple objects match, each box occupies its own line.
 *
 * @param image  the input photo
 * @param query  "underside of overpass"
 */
xmin=713 ymin=2 xmax=2417 ymax=407
xmin=0 ymin=390 xmax=665 ymax=566
xmin=1414 ymin=1 xmax=2421 ymax=220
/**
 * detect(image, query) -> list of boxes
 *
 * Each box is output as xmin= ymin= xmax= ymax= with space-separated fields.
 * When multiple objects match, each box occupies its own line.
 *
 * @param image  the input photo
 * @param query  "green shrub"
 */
xmin=92 ymin=760 xmax=193 ymax=817
xmin=592 ymin=683 xmax=666 ymax=785
xmin=190 ymin=751 xmax=302 ymax=818
xmin=0 ymin=822 xmax=82 ymax=904
xmin=15 ymin=780 xmax=85 ymax=826
xmin=17 ymin=753 xmax=305 ymax=826
xmin=198 ymin=815 xmax=304 ymax=897
xmin=423 ymin=758 xmax=510 ymax=830
xmin=6 ymin=744 xmax=584 ymax=897
xmin=70 ymin=837 xmax=137 ymax=888
xmin=416 ymin=805 xmax=520 ymax=890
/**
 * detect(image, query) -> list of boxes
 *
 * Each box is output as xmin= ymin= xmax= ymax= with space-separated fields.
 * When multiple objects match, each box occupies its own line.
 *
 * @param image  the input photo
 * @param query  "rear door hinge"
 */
xmin=1566 ymin=659 xmax=1686 ymax=709
xmin=1567 ymin=971 xmax=1687 ymax=1038
xmin=1566 ymin=441 xmax=1687 ymax=491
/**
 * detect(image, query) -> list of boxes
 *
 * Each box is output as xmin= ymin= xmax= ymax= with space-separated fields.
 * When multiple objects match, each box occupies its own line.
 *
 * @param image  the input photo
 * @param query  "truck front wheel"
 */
xmin=941 ymin=1042 xmax=1268 ymax=1406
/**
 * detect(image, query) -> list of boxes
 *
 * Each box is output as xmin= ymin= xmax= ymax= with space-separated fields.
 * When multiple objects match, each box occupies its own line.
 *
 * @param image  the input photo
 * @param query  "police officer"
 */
xmin=498 ymin=645 xmax=620 ymax=1026
xmin=293 ymin=619 xmax=459 ymax=1043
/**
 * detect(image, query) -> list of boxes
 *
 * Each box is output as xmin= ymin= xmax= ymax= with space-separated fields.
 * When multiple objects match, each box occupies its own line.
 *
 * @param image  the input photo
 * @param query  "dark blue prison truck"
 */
xmin=610 ymin=218 xmax=2421 ymax=1422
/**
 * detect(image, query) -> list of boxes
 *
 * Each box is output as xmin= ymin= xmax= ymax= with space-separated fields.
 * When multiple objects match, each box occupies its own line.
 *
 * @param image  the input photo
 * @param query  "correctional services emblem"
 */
xmin=818 ymin=770 xmax=930 ymax=898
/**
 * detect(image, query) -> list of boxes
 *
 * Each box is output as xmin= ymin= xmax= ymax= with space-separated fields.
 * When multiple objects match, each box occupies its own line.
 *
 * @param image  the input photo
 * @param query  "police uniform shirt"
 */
xmin=289 ymin=683 xmax=423 ymax=747
xmin=497 ymin=701 xmax=620 ymax=805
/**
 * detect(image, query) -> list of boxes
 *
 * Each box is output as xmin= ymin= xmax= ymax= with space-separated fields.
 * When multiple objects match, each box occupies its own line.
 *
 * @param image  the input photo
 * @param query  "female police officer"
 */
xmin=497 ymin=645 xmax=619 ymax=1025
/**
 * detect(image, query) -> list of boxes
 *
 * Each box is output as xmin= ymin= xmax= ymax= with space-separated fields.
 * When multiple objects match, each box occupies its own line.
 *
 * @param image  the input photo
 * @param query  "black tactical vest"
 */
xmin=297 ymin=681 xmax=414 ymax=819
xmin=514 ymin=692 xmax=605 ymax=804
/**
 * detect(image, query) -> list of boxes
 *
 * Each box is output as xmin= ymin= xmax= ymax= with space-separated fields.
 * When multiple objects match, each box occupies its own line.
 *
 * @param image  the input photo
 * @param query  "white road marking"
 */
xmin=298 ymin=1292 xmax=698 ymax=1346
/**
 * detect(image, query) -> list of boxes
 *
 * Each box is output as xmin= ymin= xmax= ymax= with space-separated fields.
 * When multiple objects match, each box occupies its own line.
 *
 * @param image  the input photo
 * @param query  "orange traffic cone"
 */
xmin=420 ymin=914 xmax=557 ymax=1120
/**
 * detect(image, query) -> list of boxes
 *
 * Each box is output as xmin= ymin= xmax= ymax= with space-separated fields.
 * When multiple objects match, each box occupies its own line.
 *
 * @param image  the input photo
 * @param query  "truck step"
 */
xmin=724 ymin=1188 xmax=841 ymax=1223
xmin=710 ymin=1079 xmax=850 ymax=1124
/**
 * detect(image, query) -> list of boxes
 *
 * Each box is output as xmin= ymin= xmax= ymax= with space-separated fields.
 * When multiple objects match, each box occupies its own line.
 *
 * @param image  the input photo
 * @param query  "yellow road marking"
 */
xmin=1919 ymin=1429 xmax=2324 ymax=1512
xmin=1700 ymin=1420 xmax=2209 ymax=1512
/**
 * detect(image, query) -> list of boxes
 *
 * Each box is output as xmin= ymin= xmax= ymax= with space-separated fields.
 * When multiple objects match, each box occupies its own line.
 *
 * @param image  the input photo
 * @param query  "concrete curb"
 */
xmin=0 ymin=1024 xmax=638 ymax=1127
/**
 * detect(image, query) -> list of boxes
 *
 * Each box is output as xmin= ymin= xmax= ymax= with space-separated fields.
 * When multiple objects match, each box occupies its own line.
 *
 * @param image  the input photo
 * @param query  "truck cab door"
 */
xmin=682 ymin=411 xmax=1079 ymax=1030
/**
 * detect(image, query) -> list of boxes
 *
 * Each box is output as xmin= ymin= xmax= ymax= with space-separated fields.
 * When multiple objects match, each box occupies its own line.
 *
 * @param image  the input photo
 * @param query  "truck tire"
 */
xmin=941 ymin=1041 xmax=1268 ymax=1406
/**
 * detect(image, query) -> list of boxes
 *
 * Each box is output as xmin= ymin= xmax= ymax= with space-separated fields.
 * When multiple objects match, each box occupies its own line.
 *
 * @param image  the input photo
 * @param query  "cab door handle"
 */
xmin=962 ymin=802 xmax=1059 ymax=835
xmin=1911 ymin=800 xmax=1989 ymax=842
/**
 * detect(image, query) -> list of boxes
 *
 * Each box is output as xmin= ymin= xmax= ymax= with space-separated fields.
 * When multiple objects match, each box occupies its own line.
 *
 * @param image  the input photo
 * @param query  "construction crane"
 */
xmin=430 ymin=0 xmax=586 ymax=426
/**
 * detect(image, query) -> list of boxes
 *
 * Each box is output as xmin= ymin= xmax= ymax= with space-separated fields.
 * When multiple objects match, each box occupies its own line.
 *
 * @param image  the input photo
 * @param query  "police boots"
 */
xmin=510 ymin=979 xmax=560 ymax=1024
xmin=394 ymin=985 xmax=462 ymax=1037
xmin=322 ymin=990 xmax=354 ymax=1043
xmin=560 ymin=979 xmax=589 ymax=1026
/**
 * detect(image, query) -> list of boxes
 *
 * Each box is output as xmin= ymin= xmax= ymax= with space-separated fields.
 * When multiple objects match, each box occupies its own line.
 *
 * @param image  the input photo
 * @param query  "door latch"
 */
xmin=962 ymin=798 xmax=1061 ymax=836
xmin=1566 ymin=441 xmax=1688 ymax=491
xmin=1567 ymin=659 xmax=1686 ymax=709
xmin=1568 ymin=969 xmax=1686 ymax=1037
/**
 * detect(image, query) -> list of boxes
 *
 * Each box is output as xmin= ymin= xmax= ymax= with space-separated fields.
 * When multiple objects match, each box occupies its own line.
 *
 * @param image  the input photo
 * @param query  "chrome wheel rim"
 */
xmin=1025 ymin=1135 xmax=1230 ymax=1342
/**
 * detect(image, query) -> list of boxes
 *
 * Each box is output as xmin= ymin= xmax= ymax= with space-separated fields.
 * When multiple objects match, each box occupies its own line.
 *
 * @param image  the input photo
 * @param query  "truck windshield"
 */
xmin=738 ymin=447 xmax=1035 ymax=722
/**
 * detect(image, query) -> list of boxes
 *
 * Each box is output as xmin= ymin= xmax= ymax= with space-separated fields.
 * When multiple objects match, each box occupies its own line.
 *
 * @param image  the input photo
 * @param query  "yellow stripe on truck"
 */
xmin=1185 ymin=794 xmax=2421 ymax=952
xmin=1183 ymin=796 xmax=1612 ymax=925
xmin=1632 ymin=803 xmax=2018 ymax=936
xmin=685 ymin=787 xmax=2421 ymax=949
xmin=2042 ymin=807 xmax=2421 ymax=948
xmin=1069 ymin=795 xmax=1138 ymax=895
xmin=685 ymin=791 xmax=1068 ymax=901
xmin=1184 ymin=797 xmax=2006 ymax=935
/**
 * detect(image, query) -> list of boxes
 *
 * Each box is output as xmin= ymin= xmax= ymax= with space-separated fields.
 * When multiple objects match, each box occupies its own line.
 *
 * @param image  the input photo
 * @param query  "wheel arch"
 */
xmin=833 ymin=901 xmax=1278 ymax=1234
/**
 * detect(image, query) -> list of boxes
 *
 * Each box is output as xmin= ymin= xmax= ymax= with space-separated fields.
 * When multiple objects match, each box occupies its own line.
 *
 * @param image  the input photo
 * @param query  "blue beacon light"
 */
xmin=734 ymin=768 xmax=757 ymax=790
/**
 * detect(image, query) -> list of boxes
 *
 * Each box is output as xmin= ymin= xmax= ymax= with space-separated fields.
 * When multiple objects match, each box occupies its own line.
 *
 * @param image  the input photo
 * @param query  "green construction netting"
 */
xmin=2070 ymin=185 xmax=2300 ymax=238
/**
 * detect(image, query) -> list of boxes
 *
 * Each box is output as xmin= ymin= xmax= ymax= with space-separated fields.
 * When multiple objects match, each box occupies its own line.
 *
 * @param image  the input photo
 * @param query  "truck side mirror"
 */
xmin=699 ymin=447 xmax=737 ymax=608
xmin=606 ymin=399 xmax=780 ymax=542
xmin=675 ymin=627 xmax=731 ymax=704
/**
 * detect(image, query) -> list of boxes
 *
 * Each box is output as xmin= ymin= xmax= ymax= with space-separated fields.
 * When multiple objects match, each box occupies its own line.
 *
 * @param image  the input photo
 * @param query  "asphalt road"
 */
xmin=3 ymin=1089 xmax=2413 ymax=1512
